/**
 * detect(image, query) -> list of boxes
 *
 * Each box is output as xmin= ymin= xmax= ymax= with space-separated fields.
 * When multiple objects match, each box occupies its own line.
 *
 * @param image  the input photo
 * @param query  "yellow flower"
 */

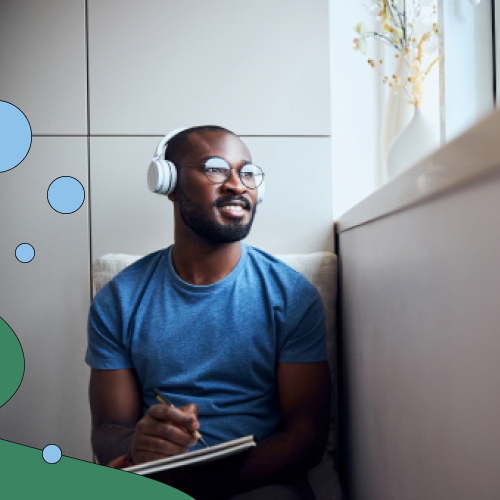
xmin=353 ymin=22 xmax=368 ymax=55
xmin=383 ymin=23 xmax=403 ymax=41
xmin=379 ymin=0 xmax=390 ymax=25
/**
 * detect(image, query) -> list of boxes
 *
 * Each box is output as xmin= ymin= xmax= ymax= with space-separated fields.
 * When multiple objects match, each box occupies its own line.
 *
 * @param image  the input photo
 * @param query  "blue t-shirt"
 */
xmin=85 ymin=243 xmax=327 ymax=449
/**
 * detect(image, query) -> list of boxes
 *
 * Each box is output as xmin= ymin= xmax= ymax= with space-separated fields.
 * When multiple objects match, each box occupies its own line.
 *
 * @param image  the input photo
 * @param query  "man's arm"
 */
xmin=90 ymin=368 xmax=200 ymax=465
xmin=151 ymin=361 xmax=332 ymax=500
xmin=90 ymin=368 xmax=142 ymax=465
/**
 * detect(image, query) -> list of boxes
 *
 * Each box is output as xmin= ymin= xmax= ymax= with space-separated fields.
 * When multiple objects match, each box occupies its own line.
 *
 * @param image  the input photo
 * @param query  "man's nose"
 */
xmin=222 ymin=168 xmax=247 ymax=193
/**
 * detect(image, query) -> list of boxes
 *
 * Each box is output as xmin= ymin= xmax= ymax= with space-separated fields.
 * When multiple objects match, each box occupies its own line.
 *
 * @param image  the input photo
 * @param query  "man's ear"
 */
xmin=167 ymin=189 xmax=177 ymax=202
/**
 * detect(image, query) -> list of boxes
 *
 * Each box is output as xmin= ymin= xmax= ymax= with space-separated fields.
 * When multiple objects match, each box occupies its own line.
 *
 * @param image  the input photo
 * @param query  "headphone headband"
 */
xmin=155 ymin=127 xmax=190 ymax=158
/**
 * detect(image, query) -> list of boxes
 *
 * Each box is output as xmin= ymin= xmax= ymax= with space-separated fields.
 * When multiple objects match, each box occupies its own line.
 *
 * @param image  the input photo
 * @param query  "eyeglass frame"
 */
xmin=176 ymin=157 xmax=265 ymax=190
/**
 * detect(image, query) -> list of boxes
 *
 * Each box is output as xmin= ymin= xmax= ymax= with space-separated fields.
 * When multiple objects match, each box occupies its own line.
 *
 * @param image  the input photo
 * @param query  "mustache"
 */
xmin=215 ymin=195 xmax=252 ymax=210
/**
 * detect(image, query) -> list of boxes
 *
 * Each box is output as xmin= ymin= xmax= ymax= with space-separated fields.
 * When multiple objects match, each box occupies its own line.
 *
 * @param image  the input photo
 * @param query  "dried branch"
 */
xmin=423 ymin=57 xmax=439 ymax=79
xmin=384 ymin=0 xmax=399 ymax=27
xmin=367 ymin=31 xmax=401 ymax=50
xmin=389 ymin=0 xmax=406 ymax=45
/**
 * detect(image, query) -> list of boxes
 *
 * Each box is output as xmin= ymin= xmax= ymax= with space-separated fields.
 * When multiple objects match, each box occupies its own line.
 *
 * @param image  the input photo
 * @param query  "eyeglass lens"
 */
xmin=204 ymin=158 xmax=263 ymax=189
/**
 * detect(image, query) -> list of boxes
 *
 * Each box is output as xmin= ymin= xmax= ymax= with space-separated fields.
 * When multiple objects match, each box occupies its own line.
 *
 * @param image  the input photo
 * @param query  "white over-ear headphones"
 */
xmin=147 ymin=128 xmax=265 ymax=204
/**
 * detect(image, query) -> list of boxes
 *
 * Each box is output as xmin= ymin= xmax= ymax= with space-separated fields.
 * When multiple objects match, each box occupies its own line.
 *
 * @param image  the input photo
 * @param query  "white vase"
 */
xmin=385 ymin=107 xmax=440 ymax=179
xmin=381 ymin=56 xmax=415 ymax=179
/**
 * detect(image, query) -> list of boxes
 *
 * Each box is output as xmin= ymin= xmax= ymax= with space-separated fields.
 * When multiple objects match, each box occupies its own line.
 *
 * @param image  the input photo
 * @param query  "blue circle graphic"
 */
xmin=42 ymin=444 xmax=62 ymax=464
xmin=0 ymin=101 xmax=32 ymax=173
xmin=47 ymin=177 xmax=85 ymax=214
xmin=15 ymin=243 xmax=35 ymax=263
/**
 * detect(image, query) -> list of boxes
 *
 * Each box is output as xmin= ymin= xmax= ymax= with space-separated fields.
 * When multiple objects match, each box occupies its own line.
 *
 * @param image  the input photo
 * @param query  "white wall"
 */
xmin=88 ymin=0 xmax=330 ymax=136
xmin=330 ymin=0 xmax=496 ymax=220
xmin=0 ymin=139 xmax=91 ymax=460
xmin=442 ymin=0 xmax=494 ymax=141
xmin=330 ymin=0 xmax=381 ymax=220
xmin=0 ymin=0 xmax=87 ymax=134
xmin=89 ymin=0 xmax=333 ymax=259
xmin=0 ymin=0 xmax=91 ymax=461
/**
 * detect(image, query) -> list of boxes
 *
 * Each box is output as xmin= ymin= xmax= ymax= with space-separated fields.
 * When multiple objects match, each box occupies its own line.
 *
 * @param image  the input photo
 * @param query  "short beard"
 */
xmin=176 ymin=186 xmax=257 ymax=243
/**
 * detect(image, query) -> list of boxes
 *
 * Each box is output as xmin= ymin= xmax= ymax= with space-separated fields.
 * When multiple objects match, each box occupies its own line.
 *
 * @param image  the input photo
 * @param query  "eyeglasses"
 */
xmin=178 ymin=157 xmax=264 ymax=189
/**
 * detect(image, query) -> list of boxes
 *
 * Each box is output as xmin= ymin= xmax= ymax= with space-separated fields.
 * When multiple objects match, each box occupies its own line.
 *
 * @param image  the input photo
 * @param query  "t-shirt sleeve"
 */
xmin=278 ymin=275 xmax=328 ymax=364
xmin=85 ymin=283 xmax=134 ymax=370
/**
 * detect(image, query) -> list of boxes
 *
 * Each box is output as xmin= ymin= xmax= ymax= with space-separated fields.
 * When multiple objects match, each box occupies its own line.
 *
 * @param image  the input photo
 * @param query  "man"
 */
xmin=86 ymin=126 xmax=331 ymax=500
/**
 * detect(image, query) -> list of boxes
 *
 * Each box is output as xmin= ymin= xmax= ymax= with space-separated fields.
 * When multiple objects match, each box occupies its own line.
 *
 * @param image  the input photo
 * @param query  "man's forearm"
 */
xmin=151 ymin=426 xmax=324 ymax=500
xmin=91 ymin=423 xmax=135 ymax=466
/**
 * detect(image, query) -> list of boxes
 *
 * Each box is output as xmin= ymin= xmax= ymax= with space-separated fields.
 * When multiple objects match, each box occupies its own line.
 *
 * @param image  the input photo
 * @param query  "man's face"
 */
xmin=172 ymin=130 xmax=258 ymax=244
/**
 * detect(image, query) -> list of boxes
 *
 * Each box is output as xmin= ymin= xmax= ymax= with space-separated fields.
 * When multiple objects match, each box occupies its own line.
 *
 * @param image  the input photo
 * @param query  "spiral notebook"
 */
xmin=122 ymin=435 xmax=256 ymax=476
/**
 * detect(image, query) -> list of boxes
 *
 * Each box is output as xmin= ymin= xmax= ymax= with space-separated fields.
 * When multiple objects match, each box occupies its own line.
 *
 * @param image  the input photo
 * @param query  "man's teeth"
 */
xmin=221 ymin=205 xmax=243 ymax=211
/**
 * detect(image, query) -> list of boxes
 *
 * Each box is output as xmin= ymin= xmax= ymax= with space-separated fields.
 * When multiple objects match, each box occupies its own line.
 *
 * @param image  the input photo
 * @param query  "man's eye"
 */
xmin=241 ymin=172 xmax=254 ymax=179
xmin=206 ymin=167 xmax=226 ymax=174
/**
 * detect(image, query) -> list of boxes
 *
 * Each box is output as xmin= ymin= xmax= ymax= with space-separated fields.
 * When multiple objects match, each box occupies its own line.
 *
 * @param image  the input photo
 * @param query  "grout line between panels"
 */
xmin=84 ymin=0 xmax=94 ymax=303
xmin=33 ymin=134 xmax=332 ymax=138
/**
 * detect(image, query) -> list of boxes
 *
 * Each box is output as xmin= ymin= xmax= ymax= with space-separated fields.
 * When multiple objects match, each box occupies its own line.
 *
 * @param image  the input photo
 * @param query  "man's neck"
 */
xmin=171 ymin=238 xmax=242 ymax=286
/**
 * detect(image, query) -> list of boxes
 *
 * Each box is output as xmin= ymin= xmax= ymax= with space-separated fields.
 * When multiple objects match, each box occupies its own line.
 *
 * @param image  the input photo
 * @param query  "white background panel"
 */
xmin=90 ymin=136 xmax=175 ymax=260
xmin=242 ymin=136 xmax=334 ymax=254
xmin=88 ymin=0 xmax=330 ymax=136
xmin=90 ymin=136 xmax=333 ymax=260
xmin=0 ymin=0 xmax=87 ymax=135
xmin=0 ymin=138 xmax=91 ymax=461
xmin=339 ymin=172 xmax=500 ymax=500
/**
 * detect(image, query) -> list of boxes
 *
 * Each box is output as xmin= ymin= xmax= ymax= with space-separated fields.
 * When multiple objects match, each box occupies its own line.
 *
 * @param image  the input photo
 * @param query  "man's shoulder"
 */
xmin=246 ymin=244 xmax=296 ymax=272
xmin=244 ymin=245 xmax=315 ymax=293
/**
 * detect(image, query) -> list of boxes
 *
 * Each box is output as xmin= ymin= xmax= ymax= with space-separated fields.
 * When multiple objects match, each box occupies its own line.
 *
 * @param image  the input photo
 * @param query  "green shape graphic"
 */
xmin=0 ymin=318 xmax=25 ymax=407
xmin=0 ymin=440 xmax=193 ymax=499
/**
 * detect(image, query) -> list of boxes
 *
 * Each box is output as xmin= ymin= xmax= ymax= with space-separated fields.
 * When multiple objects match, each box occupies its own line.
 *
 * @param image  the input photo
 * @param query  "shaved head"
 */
xmin=164 ymin=125 xmax=237 ymax=166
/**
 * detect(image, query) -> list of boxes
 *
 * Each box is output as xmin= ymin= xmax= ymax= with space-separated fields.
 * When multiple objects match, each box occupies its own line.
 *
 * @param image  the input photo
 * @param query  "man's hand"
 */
xmin=107 ymin=454 xmax=134 ymax=469
xmin=131 ymin=402 xmax=201 ymax=465
xmin=90 ymin=368 xmax=199 ymax=467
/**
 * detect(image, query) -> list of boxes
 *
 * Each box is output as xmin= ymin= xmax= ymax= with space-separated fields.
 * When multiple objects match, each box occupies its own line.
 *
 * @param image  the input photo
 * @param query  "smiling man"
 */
xmin=86 ymin=126 xmax=331 ymax=500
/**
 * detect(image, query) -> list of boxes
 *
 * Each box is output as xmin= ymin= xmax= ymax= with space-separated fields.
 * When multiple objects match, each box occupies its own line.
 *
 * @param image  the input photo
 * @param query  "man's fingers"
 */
xmin=177 ymin=403 xmax=200 ymax=431
xmin=107 ymin=454 xmax=133 ymax=469
xmin=131 ymin=403 xmax=201 ymax=465
xmin=148 ymin=403 xmax=199 ymax=431
xmin=182 ymin=403 xmax=200 ymax=419
xmin=135 ymin=433 xmax=190 ymax=458
xmin=136 ymin=417 xmax=196 ymax=448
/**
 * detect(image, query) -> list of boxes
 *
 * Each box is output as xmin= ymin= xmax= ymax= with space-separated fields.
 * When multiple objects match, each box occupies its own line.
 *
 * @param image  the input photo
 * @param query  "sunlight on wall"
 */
xmin=330 ymin=0 xmax=380 ymax=220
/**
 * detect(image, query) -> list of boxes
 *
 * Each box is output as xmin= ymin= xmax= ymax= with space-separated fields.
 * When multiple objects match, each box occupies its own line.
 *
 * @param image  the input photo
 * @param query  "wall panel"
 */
xmin=88 ymin=0 xmax=330 ymax=136
xmin=0 ymin=0 xmax=87 ymax=135
xmin=0 ymin=138 xmax=91 ymax=461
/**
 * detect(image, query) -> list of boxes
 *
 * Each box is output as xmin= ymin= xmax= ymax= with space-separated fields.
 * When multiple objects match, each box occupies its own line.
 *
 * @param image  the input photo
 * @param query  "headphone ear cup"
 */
xmin=257 ymin=180 xmax=265 ymax=204
xmin=147 ymin=160 xmax=163 ymax=193
xmin=165 ymin=160 xmax=177 ymax=194
xmin=148 ymin=160 xmax=177 ymax=195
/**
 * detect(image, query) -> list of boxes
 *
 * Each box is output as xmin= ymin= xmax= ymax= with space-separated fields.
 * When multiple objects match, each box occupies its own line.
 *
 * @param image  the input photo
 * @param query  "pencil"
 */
xmin=153 ymin=388 xmax=209 ymax=448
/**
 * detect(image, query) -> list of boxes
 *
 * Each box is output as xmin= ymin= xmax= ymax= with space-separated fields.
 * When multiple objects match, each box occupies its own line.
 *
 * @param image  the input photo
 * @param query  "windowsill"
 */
xmin=337 ymin=108 xmax=500 ymax=232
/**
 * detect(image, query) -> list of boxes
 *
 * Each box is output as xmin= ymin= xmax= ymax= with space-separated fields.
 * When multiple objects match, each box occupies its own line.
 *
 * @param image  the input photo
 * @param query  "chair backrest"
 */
xmin=92 ymin=251 xmax=338 ymax=452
